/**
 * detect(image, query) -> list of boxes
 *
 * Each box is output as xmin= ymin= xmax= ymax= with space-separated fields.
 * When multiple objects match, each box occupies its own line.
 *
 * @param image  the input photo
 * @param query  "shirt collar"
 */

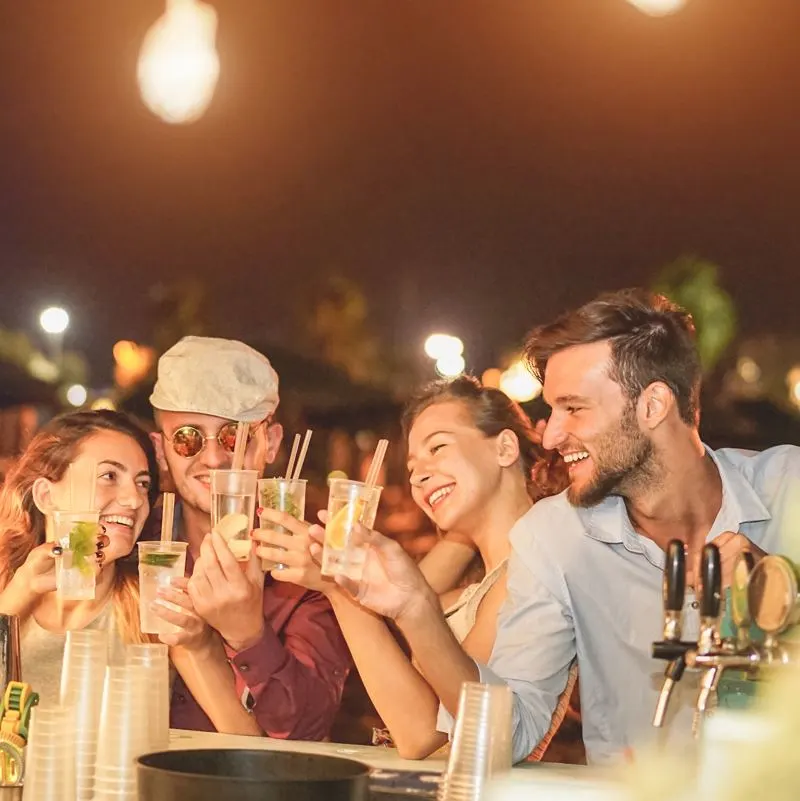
xmin=577 ymin=443 xmax=771 ymax=545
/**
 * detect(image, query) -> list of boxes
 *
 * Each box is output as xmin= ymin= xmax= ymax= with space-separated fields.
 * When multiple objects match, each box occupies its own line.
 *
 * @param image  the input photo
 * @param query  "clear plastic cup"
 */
xmin=60 ymin=630 xmax=108 ymax=801
xmin=125 ymin=644 xmax=170 ymax=752
xmin=137 ymin=541 xmax=188 ymax=634
xmin=320 ymin=479 xmax=382 ymax=581
xmin=23 ymin=705 xmax=76 ymax=801
xmin=210 ymin=469 xmax=258 ymax=561
xmin=51 ymin=510 xmax=99 ymax=600
xmin=94 ymin=664 xmax=150 ymax=796
xmin=257 ymin=477 xmax=307 ymax=571
xmin=437 ymin=682 xmax=513 ymax=801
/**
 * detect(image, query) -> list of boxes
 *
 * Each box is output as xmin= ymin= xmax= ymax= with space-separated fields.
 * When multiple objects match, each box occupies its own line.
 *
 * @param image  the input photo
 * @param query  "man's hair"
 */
xmin=524 ymin=288 xmax=701 ymax=425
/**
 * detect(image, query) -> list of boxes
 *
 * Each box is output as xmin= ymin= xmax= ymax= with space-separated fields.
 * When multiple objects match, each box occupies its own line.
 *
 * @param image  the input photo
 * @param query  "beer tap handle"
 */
xmin=662 ymin=539 xmax=686 ymax=641
xmin=731 ymin=551 xmax=755 ymax=649
xmin=652 ymin=540 xmax=688 ymax=728
xmin=699 ymin=543 xmax=722 ymax=622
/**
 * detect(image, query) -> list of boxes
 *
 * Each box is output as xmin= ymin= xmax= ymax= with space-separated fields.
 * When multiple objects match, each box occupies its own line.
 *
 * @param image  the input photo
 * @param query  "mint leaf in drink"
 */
xmin=142 ymin=552 xmax=180 ymax=568
xmin=69 ymin=522 xmax=96 ymax=576
xmin=261 ymin=486 xmax=301 ymax=519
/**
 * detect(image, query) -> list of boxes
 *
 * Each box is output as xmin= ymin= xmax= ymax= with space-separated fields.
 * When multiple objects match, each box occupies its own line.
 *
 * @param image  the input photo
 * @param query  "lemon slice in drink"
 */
xmin=327 ymin=500 xmax=366 ymax=550
xmin=214 ymin=513 xmax=249 ymax=542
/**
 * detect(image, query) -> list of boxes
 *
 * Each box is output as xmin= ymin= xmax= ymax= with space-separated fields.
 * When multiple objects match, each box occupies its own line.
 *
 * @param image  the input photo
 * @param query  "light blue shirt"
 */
xmin=439 ymin=445 xmax=800 ymax=764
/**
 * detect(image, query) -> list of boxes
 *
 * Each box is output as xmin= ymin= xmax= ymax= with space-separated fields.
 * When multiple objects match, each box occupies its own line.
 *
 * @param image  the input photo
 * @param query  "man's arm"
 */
xmin=224 ymin=588 xmax=351 ymax=740
xmin=405 ymin=537 xmax=576 ymax=763
xmin=480 ymin=543 xmax=576 ymax=763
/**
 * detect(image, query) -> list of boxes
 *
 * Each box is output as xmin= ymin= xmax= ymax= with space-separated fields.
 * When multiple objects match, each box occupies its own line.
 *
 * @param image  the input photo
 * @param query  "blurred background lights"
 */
xmin=499 ymin=360 xmax=542 ymax=403
xmin=39 ymin=306 xmax=69 ymax=335
xmin=737 ymin=356 xmax=762 ymax=384
xmin=435 ymin=353 xmax=466 ymax=378
xmin=66 ymin=384 xmax=88 ymax=407
xmin=137 ymin=0 xmax=220 ymax=124
xmin=627 ymin=0 xmax=688 ymax=16
xmin=788 ymin=366 xmax=800 ymax=409
xmin=91 ymin=397 xmax=117 ymax=412
xmin=424 ymin=333 xmax=464 ymax=360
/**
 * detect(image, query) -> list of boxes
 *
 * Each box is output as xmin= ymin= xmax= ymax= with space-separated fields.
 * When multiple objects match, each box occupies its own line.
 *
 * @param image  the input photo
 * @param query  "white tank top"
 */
xmin=443 ymin=559 xmax=508 ymax=642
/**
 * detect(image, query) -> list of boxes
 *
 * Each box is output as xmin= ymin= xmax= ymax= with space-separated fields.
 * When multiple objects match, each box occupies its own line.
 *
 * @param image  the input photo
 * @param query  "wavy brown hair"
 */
xmin=402 ymin=375 xmax=567 ymax=502
xmin=525 ymin=288 xmax=701 ymax=425
xmin=0 ymin=410 xmax=159 ymax=644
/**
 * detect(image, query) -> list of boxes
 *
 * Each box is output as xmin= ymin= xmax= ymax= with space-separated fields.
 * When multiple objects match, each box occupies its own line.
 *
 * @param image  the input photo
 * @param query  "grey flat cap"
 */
xmin=150 ymin=336 xmax=279 ymax=422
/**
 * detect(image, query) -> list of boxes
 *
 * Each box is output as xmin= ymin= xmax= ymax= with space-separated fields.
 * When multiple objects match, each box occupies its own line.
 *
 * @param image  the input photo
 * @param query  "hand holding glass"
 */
xmin=321 ymin=479 xmax=382 ymax=581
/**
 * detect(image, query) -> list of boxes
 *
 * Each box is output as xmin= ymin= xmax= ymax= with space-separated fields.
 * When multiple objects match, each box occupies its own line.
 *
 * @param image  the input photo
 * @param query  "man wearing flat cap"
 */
xmin=149 ymin=336 xmax=351 ymax=740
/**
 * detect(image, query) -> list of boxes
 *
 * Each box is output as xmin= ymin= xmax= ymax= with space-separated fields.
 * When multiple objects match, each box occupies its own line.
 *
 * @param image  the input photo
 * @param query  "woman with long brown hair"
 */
xmin=0 ymin=410 xmax=159 ymax=701
xmin=253 ymin=376 xmax=577 ymax=760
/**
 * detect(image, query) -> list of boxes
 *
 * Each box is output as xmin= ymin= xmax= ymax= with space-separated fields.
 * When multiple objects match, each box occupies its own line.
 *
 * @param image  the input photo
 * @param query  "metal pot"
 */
xmin=137 ymin=749 xmax=370 ymax=801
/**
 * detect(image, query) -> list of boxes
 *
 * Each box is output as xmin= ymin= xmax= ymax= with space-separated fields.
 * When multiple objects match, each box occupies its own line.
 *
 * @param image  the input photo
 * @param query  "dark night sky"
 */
xmin=0 ymin=0 xmax=797 ymax=383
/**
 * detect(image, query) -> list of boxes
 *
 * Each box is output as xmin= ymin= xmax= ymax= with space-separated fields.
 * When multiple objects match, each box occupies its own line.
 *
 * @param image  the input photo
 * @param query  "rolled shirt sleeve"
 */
xmin=437 ymin=529 xmax=576 ymax=764
xmin=224 ymin=586 xmax=352 ymax=740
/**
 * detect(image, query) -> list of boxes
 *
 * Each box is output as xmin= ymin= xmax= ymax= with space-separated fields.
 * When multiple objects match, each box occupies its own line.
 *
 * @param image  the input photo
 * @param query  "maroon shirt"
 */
xmin=170 ymin=570 xmax=352 ymax=739
xmin=140 ymin=501 xmax=352 ymax=739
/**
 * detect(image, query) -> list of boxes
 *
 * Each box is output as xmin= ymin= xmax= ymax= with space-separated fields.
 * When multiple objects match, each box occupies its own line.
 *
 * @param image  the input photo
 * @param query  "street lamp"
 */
xmin=424 ymin=333 xmax=463 ymax=361
xmin=435 ymin=354 xmax=466 ymax=378
xmin=627 ymin=0 xmax=688 ymax=16
xmin=499 ymin=360 xmax=542 ymax=403
xmin=39 ymin=306 xmax=69 ymax=372
xmin=424 ymin=333 xmax=465 ymax=378
xmin=137 ymin=0 xmax=221 ymax=125
xmin=66 ymin=384 xmax=88 ymax=408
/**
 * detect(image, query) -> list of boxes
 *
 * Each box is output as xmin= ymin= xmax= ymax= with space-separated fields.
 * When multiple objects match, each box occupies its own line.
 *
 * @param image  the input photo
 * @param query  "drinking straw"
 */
xmin=68 ymin=460 xmax=98 ymax=512
xmin=231 ymin=422 xmax=249 ymax=471
xmin=364 ymin=439 xmax=389 ymax=489
xmin=160 ymin=493 xmax=175 ymax=544
xmin=291 ymin=430 xmax=313 ymax=481
xmin=284 ymin=433 xmax=301 ymax=480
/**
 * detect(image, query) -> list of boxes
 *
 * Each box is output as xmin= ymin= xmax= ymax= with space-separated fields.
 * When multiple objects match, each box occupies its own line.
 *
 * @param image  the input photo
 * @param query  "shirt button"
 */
xmin=176 ymin=694 xmax=186 ymax=703
xmin=239 ymin=663 xmax=250 ymax=673
xmin=691 ymin=601 xmax=699 ymax=610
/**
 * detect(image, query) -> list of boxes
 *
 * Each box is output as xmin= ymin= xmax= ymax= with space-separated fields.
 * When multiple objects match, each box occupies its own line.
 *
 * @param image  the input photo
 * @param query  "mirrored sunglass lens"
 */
xmin=218 ymin=424 xmax=239 ymax=452
xmin=173 ymin=427 xmax=203 ymax=457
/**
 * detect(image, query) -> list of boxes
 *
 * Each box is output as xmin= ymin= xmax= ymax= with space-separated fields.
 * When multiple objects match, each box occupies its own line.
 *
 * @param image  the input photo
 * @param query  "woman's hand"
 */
xmin=13 ymin=541 xmax=61 ymax=597
xmin=313 ymin=513 xmax=435 ymax=622
xmin=153 ymin=576 xmax=213 ymax=652
xmin=251 ymin=509 xmax=336 ymax=594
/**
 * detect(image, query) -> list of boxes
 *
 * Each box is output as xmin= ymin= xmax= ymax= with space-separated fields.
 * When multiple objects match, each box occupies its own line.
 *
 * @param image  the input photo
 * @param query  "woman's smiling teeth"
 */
xmin=563 ymin=451 xmax=590 ymax=465
xmin=428 ymin=485 xmax=455 ymax=508
xmin=102 ymin=514 xmax=134 ymax=528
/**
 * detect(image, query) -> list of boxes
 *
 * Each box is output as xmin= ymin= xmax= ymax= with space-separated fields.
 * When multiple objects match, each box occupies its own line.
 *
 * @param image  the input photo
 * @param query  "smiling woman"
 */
xmin=0 ymin=410 xmax=160 ymax=703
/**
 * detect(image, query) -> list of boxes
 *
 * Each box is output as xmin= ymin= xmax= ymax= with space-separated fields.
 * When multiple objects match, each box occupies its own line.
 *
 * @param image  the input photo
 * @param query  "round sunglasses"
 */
xmin=162 ymin=421 xmax=264 ymax=459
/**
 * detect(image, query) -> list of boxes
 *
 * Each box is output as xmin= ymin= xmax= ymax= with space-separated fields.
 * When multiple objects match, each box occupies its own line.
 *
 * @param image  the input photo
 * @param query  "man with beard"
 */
xmin=322 ymin=289 xmax=800 ymax=764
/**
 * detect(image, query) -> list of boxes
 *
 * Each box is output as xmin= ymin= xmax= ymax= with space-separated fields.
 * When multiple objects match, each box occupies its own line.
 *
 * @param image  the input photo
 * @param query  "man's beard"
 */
xmin=568 ymin=404 xmax=658 ymax=508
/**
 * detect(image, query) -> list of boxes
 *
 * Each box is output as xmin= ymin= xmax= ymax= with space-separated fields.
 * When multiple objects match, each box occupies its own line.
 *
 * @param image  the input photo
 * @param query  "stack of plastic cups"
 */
xmin=92 ymin=663 xmax=151 ymax=801
xmin=59 ymin=629 xmax=109 ymax=801
xmin=124 ymin=643 xmax=170 ymax=753
xmin=22 ymin=705 xmax=76 ymax=801
xmin=437 ymin=682 xmax=513 ymax=801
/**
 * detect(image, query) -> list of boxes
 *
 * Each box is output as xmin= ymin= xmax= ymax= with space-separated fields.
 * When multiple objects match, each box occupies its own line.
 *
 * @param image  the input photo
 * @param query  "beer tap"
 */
xmin=652 ymin=540 xmax=690 ymax=728
xmin=730 ymin=551 xmax=755 ymax=653
xmin=653 ymin=544 xmax=800 ymax=737
xmin=692 ymin=544 xmax=722 ymax=734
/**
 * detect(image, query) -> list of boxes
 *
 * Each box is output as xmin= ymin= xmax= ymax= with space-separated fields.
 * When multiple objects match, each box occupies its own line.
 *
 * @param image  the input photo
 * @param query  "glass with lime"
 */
xmin=51 ymin=510 xmax=99 ymax=600
xmin=257 ymin=478 xmax=307 ymax=571
xmin=137 ymin=541 xmax=189 ymax=634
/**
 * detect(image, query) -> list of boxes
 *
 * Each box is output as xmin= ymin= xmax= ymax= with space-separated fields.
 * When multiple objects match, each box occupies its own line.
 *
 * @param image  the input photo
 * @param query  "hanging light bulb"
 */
xmin=626 ymin=0 xmax=688 ymax=17
xmin=137 ymin=0 xmax=220 ymax=125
